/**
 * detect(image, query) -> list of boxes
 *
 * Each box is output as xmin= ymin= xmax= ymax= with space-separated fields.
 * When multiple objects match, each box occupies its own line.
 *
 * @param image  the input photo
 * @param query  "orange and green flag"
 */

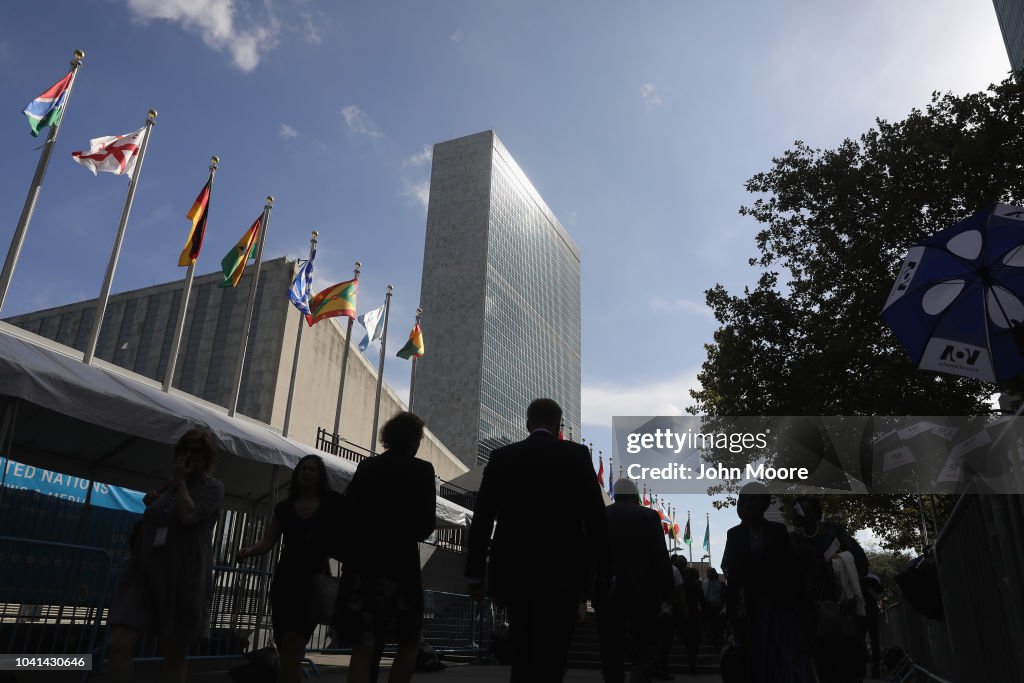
xmin=219 ymin=216 xmax=260 ymax=288
xmin=179 ymin=179 xmax=211 ymax=267
xmin=308 ymin=278 xmax=358 ymax=325
xmin=396 ymin=322 xmax=424 ymax=360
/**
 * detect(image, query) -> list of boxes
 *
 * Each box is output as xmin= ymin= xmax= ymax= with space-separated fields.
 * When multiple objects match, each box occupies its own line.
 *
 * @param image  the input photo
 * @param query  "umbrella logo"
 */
xmin=939 ymin=345 xmax=981 ymax=365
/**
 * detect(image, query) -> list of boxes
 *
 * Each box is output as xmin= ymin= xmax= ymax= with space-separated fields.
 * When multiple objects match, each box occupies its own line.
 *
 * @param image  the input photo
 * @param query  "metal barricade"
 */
xmin=0 ymin=536 xmax=114 ymax=664
xmin=879 ymin=601 xmax=956 ymax=681
xmin=306 ymin=590 xmax=491 ymax=658
xmin=934 ymin=489 xmax=1024 ymax=682
xmin=94 ymin=562 xmax=274 ymax=664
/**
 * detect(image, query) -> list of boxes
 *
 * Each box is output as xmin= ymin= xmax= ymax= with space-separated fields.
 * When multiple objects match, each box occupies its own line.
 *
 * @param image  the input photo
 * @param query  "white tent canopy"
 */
xmin=0 ymin=322 xmax=471 ymax=528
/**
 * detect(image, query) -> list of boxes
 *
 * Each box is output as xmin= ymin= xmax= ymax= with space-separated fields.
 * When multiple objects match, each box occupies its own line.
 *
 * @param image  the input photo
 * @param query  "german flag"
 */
xmin=178 ymin=179 xmax=211 ymax=266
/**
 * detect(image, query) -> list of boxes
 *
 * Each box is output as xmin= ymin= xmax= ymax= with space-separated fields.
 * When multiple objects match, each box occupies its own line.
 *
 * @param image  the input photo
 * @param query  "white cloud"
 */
xmin=403 ymin=179 xmax=430 ymax=210
xmin=450 ymin=29 xmax=464 ymax=43
xmin=649 ymin=297 xmax=714 ymax=318
xmin=125 ymin=0 xmax=278 ymax=72
xmin=279 ymin=123 xmax=298 ymax=140
xmin=403 ymin=145 xmax=433 ymax=167
xmin=641 ymin=82 xmax=663 ymax=110
xmin=582 ymin=370 xmax=700 ymax=427
xmin=341 ymin=105 xmax=384 ymax=138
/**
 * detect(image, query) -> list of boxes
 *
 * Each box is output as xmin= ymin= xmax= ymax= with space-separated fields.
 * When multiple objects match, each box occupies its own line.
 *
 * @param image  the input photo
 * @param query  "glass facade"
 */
xmin=475 ymin=143 xmax=582 ymax=463
xmin=994 ymin=0 xmax=1024 ymax=73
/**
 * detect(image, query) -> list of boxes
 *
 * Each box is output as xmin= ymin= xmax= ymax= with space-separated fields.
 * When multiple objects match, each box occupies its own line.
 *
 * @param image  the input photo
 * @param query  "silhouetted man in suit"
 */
xmin=595 ymin=477 xmax=673 ymax=683
xmin=466 ymin=398 xmax=610 ymax=683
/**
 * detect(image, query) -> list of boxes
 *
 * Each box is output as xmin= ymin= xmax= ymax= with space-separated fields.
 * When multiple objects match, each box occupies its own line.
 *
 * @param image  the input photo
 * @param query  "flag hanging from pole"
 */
xmin=219 ymin=216 xmax=261 ymax=288
xmin=702 ymin=519 xmax=710 ymax=552
xmin=596 ymin=456 xmax=605 ymax=488
xmin=23 ymin=71 xmax=74 ymax=136
xmin=642 ymin=486 xmax=649 ymax=507
xmin=358 ymin=304 xmax=386 ymax=351
xmin=71 ymin=128 xmax=146 ymax=177
xmin=308 ymin=278 xmax=358 ymax=326
xmin=179 ymin=179 xmax=212 ymax=266
xmin=683 ymin=516 xmax=692 ymax=545
xmin=288 ymin=250 xmax=316 ymax=323
xmin=396 ymin=322 xmax=424 ymax=360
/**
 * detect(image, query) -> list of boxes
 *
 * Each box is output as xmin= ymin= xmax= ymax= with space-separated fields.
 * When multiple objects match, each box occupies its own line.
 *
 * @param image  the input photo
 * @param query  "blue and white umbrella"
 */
xmin=882 ymin=204 xmax=1024 ymax=383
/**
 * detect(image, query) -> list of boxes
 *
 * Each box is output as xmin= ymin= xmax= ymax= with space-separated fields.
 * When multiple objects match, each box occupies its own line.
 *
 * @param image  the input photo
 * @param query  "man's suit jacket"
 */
xmin=466 ymin=431 xmax=610 ymax=601
xmin=721 ymin=520 xmax=798 ymax=618
xmin=605 ymin=501 xmax=673 ymax=610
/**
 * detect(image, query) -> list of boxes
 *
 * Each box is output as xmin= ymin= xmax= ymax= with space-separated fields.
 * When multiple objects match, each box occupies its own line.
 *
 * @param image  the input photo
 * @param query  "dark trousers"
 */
xmin=507 ymin=589 xmax=580 ymax=683
xmin=595 ymin=598 xmax=657 ymax=683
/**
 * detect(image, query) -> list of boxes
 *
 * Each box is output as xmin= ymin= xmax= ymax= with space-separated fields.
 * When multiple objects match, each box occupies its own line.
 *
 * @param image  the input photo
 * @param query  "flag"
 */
xmin=358 ymin=304 xmax=386 ymax=351
xmin=71 ymin=127 xmax=146 ymax=177
xmin=642 ymin=486 xmax=649 ymax=507
xmin=178 ymin=179 xmax=212 ymax=266
xmin=220 ymin=216 xmax=261 ymax=288
xmin=288 ymin=251 xmax=316 ymax=323
xmin=702 ymin=520 xmax=710 ymax=552
xmin=23 ymin=71 xmax=73 ymax=136
xmin=308 ymin=278 xmax=358 ymax=326
xmin=396 ymin=322 xmax=424 ymax=360
xmin=558 ymin=418 xmax=565 ymax=440
xmin=683 ymin=517 xmax=692 ymax=545
xmin=596 ymin=456 xmax=605 ymax=488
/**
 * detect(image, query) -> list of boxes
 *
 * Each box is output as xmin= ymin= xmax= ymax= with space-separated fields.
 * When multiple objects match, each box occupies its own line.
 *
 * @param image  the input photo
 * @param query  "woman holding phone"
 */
xmin=106 ymin=428 xmax=225 ymax=683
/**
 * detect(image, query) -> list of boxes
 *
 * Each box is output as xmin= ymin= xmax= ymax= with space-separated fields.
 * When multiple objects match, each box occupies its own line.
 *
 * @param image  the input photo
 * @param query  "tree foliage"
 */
xmin=693 ymin=77 xmax=1024 ymax=549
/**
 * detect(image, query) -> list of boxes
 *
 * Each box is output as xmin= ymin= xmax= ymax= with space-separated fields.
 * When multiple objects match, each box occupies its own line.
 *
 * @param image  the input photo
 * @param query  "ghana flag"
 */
xmin=396 ymin=322 xmax=424 ymax=359
xmin=308 ymin=278 xmax=358 ymax=325
xmin=220 ymin=216 xmax=261 ymax=288
xmin=179 ymin=179 xmax=211 ymax=266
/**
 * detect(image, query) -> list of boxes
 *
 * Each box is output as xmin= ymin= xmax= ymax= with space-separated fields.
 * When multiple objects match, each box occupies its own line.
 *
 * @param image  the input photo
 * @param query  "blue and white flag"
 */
xmin=358 ymin=304 xmax=386 ymax=351
xmin=288 ymin=250 xmax=315 ymax=323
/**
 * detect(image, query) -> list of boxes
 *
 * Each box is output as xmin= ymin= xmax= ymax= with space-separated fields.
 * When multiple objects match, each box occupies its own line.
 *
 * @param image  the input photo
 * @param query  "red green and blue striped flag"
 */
xmin=23 ymin=71 xmax=73 ymax=137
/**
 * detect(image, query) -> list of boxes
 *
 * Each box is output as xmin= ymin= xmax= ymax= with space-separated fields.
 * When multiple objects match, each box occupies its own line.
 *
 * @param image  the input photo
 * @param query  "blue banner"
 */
xmin=1 ymin=457 xmax=145 ymax=513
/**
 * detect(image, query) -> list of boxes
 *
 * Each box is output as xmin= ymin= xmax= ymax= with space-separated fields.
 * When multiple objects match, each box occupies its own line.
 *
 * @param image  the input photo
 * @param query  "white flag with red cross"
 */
xmin=71 ymin=127 xmax=146 ymax=177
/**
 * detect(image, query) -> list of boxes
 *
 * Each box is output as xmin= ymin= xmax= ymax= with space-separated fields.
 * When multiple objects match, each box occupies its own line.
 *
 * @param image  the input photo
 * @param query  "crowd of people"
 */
xmin=106 ymin=412 xmax=437 ymax=683
xmin=101 ymin=399 xmax=883 ymax=683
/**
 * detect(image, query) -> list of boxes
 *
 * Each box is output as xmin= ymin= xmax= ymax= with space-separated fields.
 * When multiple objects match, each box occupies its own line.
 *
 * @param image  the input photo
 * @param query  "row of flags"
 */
xmin=22 ymin=63 xmax=427 ymax=359
xmin=11 ymin=56 xmax=426 ymax=438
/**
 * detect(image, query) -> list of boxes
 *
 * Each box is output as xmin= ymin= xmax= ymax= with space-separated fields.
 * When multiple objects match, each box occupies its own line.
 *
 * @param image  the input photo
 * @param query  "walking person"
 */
xmin=721 ymin=482 xmax=815 ymax=683
xmin=466 ymin=398 xmax=610 ymax=683
xmin=332 ymin=412 xmax=436 ymax=683
xmin=238 ymin=454 xmax=343 ymax=683
xmin=106 ymin=429 xmax=225 ymax=683
xmin=595 ymin=477 xmax=673 ymax=683
xmin=702 ymin=569 xmax=726 ymax=649
xmin=679 ymin=567 xmax=705 ymax=676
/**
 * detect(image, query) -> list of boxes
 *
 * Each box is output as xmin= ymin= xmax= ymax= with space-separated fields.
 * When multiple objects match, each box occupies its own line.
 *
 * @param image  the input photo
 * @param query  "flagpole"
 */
xmin=688 ymin=511 xmax=693 ymax=562
xmin=706 ymin=512 xmax=711 ymax=568
xmin=0 ymin=50 xmax=85 ymax=314
xmin=228 ymin=196 xmax=274 ymax=416
xmin=163 ymin=156 xmax=218 ymax=391
xmin=408 ymin=307 xmax=422 ymax=411
xmin=282 ymin=231 xmax=317 ymax=438
xmin=368 ymin=285 xmax=393 ymax=455
xmin=83 ymin=109 xmax=157 ymax=365
xmin=333 ymin=261 xmax=361 ymax=440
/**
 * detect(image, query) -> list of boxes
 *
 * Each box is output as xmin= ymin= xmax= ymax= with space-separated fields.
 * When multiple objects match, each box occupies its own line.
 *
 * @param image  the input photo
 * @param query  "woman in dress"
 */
xmin=333 ymin=412 xmax=437 ymax=683
xmin=106 ymin=428 xmax=225 ymax=683
xmin=238 ymin=454 xmax=341 ymax=683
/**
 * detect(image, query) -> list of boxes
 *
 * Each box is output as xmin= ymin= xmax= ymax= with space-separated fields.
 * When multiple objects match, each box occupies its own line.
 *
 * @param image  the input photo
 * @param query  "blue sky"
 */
xmin=0 ymin=0 xmax=1013 ymax=558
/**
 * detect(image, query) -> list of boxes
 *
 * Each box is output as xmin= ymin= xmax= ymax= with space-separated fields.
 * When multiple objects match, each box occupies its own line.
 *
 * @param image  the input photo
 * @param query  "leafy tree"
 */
xmin=692 ymin=77 xmax=1024 ymax=549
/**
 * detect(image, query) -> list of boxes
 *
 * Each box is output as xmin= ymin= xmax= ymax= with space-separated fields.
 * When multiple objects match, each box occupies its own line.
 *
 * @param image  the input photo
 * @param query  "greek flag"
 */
xmin=288 ymin=250 xmax=315 ymax=322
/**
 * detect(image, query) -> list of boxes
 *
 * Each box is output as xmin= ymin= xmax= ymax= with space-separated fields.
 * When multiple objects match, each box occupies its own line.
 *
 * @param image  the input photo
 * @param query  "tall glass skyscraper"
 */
xmin=415 ymin=131 xmax=582 ymax=466
xmin=993 ymin=0 xmax=1024 ymax=74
